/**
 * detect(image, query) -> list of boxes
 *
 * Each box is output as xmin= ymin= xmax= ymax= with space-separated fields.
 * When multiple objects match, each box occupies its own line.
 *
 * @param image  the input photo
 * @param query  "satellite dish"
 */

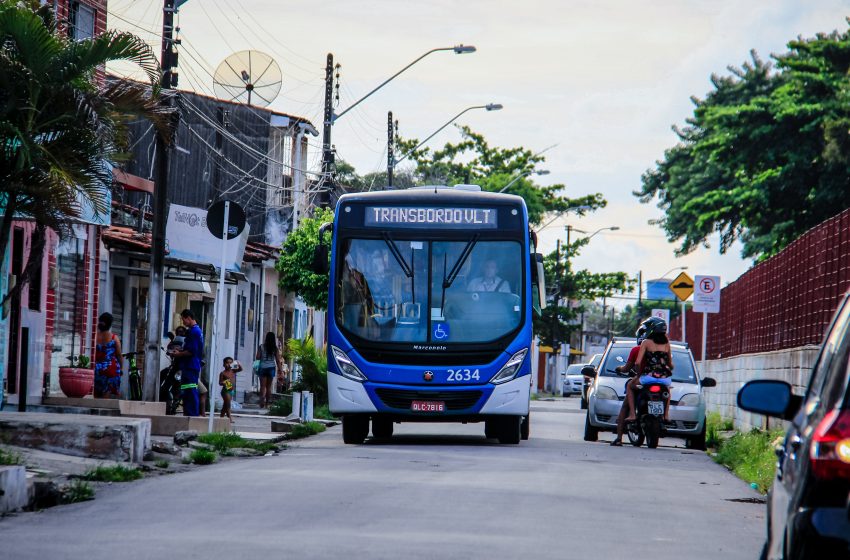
xmin=213 ymin=50 xmax=282 ymax=107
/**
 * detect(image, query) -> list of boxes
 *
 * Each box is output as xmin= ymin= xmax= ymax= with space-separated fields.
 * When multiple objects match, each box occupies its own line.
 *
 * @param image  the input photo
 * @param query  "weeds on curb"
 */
xmin=290 ymin=421 xmax=326 ymax=439
xmin=154 ymin=459 xmax=169 ymax=469
xmin=82 ymin=465 xmax=143 ymax=482
xmin=712 ymin=428 xmax=784 ymax=493
xmin=268 ymin=397 xmax=292 ymax=417
xmin=0 ymin=446 xmax=23 ymax=465
xmin=64 ymin=480 xmax=95 ymax=503
xmin=197 ymin=432 xmax=275 ymax=454
xmin=313 ymin=404 xmax=334 ymax=420
xmin=189 ymin=449 xmax=217 ymax=465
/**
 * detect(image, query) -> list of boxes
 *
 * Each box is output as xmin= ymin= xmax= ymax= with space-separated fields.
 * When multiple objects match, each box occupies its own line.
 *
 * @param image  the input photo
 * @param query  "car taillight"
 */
xmin=649 ymin=385 xmax=661 ymax=393
xmin=810 ymin=409 xmax=850 ymax=480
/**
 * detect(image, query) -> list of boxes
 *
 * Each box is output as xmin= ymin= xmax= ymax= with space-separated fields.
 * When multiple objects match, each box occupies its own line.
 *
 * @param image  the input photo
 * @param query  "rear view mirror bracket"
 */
xmin=311 ymin=222 xmax=333 ymax=275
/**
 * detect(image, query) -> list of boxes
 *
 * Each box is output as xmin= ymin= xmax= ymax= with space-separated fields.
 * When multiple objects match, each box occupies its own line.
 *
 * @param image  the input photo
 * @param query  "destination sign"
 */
xmin=364 ymin=206 xmax=498 ymax=229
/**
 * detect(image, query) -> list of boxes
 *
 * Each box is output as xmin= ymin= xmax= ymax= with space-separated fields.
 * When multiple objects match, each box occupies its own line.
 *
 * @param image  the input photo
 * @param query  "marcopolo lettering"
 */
xmin=365 ymin=206 xmax=497 ymax=228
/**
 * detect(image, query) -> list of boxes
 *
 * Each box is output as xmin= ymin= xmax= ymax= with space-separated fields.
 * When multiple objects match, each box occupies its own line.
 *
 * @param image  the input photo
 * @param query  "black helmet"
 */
xmin=642 ymin=316 xmax=667 ymax=337
xmin=635 ymin=325 xmax=648 ymax=345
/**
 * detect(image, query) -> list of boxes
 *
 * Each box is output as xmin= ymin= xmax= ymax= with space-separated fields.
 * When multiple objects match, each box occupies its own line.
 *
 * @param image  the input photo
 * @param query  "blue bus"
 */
xmin=319 ymin=186 xmax=545 ymax=444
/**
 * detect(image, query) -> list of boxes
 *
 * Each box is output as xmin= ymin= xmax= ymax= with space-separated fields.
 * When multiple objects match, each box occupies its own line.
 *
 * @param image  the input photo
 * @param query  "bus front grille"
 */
xmin=374 ymin=389 xmax=483 ymax=411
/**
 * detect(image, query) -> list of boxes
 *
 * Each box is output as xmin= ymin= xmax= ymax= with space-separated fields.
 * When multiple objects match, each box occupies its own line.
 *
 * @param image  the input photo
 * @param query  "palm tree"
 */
xmin=0 ymin=0 xmax=175 ymax=303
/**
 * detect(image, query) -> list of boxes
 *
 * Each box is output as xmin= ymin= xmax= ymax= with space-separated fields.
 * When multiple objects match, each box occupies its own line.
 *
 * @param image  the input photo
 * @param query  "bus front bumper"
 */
xmin=328 ymin=373 xmax=530 ymax=417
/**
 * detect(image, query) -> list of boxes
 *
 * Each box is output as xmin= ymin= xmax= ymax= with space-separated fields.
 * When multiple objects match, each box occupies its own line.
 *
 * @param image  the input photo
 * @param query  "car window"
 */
xmin=804 ymin=297 xmax=850 ymax=407
xmin=600 ymin=346 xmax=697 ymax=384
xmin=590 ymin=354 xmax=602 ymax=368
xmin=566 ymin=364 xmax=585 ymax=375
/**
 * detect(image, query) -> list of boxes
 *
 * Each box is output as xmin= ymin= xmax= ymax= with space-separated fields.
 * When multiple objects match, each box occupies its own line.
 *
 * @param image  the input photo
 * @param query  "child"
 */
xmin=218 ymin=357 xmax=242 ymax=422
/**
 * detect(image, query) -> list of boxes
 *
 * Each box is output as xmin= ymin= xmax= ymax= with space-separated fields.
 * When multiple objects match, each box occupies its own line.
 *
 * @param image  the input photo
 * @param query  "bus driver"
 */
xmin=468 ymin=259 xmax=511 ymax=293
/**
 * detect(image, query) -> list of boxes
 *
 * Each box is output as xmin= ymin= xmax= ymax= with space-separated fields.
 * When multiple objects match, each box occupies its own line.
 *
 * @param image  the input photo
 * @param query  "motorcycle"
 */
xmin=159 ymin=351 xmax=182 ymax=415
xmin=626 ymin=381 xmax=669 ymax=449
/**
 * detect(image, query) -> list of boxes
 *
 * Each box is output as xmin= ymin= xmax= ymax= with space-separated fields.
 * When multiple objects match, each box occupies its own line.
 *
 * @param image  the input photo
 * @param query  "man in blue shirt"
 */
xmin=169 ymin=309 xmax=205 ymax=416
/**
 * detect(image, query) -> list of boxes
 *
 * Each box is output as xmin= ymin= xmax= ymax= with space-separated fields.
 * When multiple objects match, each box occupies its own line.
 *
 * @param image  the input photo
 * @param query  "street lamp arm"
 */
xmin=497 ymin=171 xmax=531 ymax=193
xmin=334 ymin=47 xmax=461 ymax=122
xmin=394 ymin=105 xmax=485 ymax=165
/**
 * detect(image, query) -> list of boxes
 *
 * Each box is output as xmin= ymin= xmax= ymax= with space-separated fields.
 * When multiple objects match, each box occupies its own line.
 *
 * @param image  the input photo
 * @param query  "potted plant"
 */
xmin=58 ymin=354 xmax=95 ymax=398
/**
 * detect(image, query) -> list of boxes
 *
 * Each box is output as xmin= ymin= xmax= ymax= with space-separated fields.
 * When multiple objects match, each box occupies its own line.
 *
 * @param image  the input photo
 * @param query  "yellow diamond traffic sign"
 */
xmin=669 ymin=271 xmax=694 ymax=301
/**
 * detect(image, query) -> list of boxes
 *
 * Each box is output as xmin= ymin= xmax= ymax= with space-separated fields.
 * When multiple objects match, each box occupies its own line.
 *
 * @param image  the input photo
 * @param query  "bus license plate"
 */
xmin=411 ymin=401 xmax=445 ymax=413
xmin=648 ymin=401 xmax=664 ymax=416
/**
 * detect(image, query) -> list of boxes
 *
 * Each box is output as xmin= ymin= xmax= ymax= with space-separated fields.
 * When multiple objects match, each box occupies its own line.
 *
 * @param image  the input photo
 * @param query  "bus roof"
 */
xmin=337 ymin=187 xmax=527 ymax=207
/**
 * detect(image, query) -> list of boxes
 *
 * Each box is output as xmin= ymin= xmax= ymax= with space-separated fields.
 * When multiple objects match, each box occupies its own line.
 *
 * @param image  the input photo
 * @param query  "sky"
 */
xmin=107 ymin=0 xmax=850 ymax=305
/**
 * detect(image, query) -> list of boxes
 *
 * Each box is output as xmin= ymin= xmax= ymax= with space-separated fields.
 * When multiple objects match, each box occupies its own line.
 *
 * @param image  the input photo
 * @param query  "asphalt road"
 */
xmin=0 ymin=398 xmax=766 ymax=560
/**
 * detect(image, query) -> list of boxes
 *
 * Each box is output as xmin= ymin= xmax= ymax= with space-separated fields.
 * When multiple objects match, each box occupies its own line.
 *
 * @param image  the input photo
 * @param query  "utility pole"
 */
xmin=386 ymin=111 xmax=394 ymax=189
xmin=319 ymin=54 xmax=335 ymax=208
xmin=143 ymin=0 xmax=179 ymax=401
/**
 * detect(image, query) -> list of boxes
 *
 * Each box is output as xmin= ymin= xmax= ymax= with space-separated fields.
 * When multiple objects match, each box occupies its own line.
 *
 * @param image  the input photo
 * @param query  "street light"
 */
xmin=498 ymin=169 xmax=550 ymax=193
xmin=333 ymin=45 xmax=477 ymax=122
xmin=393 ymin=103 xmax=503 ymax=167
xmin=320 ymin=45 xmax=476 ymax=205
xmin=661 ymin=265 xmax=688 ymax=278
xmin=567 ymin=225 xmax=620 ymax=244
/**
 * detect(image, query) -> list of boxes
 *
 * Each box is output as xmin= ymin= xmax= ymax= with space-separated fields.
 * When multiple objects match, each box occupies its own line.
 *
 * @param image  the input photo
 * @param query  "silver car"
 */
xmin=583 ymin=338 xmax=716 ymax=449
xmin=562 ymin=364 xmax=586 ymax=397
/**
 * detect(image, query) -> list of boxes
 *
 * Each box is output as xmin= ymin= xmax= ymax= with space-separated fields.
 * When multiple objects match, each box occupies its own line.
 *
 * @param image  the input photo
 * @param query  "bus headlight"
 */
xmin=331 ymin=346 xmax=367 ymax=383
xmin=490 ymin=348 xmax=528 ymax=385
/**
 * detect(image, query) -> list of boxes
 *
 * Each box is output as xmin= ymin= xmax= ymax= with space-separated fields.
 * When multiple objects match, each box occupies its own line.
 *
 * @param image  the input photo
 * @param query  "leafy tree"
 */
xmin=0 ymin=0 xmax=173 ymax=304
xmin=396 ymin=126 xmax=605 ymax=225
xmin=533 ymin=237 xmax=633 ymax=347
xmin=276 ymin=207 xmax=334 ymax=309
xmin=638 ymin=26 xmax=850 ymax=260
xmin=335 ymin=159 xmax=417 ymax=192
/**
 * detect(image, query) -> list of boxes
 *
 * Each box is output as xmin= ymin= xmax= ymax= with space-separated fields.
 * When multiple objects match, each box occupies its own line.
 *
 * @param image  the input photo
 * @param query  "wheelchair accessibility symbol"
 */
xmin=432 ymin=322 xmax=450 ymax=340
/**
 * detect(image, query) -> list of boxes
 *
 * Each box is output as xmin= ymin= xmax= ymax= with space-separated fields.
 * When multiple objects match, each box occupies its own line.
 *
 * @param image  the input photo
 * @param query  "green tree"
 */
xmin=276 ymin=208 xmax=333 ymax=310
xmin=533 ymin=237 xmax=633 ymax=347
xmin=638 ymin=26 xmax=850 ymax=260
xmin=396 ymin=126 xmax=605 ymax=225
xmin=0 ymin=1 xmax=173 ymax=303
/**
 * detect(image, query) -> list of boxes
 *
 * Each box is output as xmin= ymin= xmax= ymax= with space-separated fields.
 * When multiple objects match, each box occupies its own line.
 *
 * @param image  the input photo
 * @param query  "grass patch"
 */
xmin=188 ymin=449 xmax=217 ymax=465
xmin=64 ymin=480 xmax=94 ymax=503
xmin=154 ymin=459 xmax=169 ymax=469
xmin=706 ymin=412 xmax=735 ymax=449
xmin=0 ymin=446 xmax=23 ymax=465
xmin=197 ymin=432 xmax=275 ymax=454
xmin=713 ymin=428 xmax=784 ymax=493
xmin=82 ymin=465 xmax=143 ymax=482
xmin=289 ymin=421 xmax=326 ymax=439
xmin=268 ymin=396 xmax=292 ymax=417
xmin=313 ymin=403 xmax=334 ymax=420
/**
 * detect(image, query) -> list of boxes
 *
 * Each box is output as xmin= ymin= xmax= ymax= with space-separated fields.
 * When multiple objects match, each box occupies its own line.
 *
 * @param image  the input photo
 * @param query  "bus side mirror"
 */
xmin=534 ymin=253 xmax=546 ymax=311
xmin=311 ymin=222 xmax=333 ymax=275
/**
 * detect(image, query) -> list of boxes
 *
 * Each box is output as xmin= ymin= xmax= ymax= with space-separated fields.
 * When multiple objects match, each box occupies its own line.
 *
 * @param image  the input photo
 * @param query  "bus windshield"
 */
xmin=336 ymin=238 xmax=522 ymax=344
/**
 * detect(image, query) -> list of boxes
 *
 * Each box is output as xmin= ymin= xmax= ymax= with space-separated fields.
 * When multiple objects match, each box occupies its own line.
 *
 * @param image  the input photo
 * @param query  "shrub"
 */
xmin=154 ymin=459 xmax=169 ymax=469
xmin=197 ymin=432 xmax=275 ymax=454
xmin=713 ymin=428 xmax=784 ymax=493
xmin=288 ymin=336 xmax=328 ymax=405
xmin=313 ymin=403 xmax=334 ymax=420
xmin=64 ymin=480 xmax=94 ymax=503
xmin=290 ymin=421 xmax=326 ymax=439
xmin=189 ymin=449 xmax=217 ymax=465
xmin=0 ymin=446 xmax=22 ymax=465
xmin=83 ymin=465 xmax=143 ymax=482
xmin=268 ymin=395 xmax=293 ymax=417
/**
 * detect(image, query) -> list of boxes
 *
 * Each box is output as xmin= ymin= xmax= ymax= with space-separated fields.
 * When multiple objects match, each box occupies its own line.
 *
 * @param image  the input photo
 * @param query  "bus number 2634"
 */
xmin=447 ymin=369 xmax=480 ymax=382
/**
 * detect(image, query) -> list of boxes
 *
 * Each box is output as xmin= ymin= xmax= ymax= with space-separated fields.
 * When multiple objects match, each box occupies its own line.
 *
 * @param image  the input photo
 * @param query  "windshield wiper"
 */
xmin=381 ymin=232 xmax=416 ymax=304
xmin=440 ymin=234 xmax=479 ymax=315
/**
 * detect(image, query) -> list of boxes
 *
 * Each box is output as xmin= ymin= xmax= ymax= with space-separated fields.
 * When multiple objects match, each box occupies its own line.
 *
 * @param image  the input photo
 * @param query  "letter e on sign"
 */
xmin=693 ymin=275 xmax=721 ymax=314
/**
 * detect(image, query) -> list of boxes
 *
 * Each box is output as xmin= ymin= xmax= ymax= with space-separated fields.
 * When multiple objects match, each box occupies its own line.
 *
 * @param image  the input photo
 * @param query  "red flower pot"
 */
xmin=58 ymin=367 xmax=94 ymax=398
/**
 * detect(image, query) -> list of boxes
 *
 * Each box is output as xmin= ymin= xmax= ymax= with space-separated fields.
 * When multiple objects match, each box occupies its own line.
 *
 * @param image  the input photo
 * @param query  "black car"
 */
xmin=738 ymin=290 xmax=850 ymax=559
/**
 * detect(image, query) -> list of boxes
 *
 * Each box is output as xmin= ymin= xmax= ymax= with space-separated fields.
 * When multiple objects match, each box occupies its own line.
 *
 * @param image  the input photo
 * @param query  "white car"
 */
xmin=583 ymin=338 xmax=716 ymax=449
xmin=562 ymin=364 xmax=586 ymax=397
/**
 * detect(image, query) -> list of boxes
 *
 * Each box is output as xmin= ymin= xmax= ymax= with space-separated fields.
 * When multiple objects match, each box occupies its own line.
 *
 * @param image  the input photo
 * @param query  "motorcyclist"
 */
xmin=626 ymin=316 xmax=674 ymax=422
xmin=611 ymin=324 xmax=648 ymax=446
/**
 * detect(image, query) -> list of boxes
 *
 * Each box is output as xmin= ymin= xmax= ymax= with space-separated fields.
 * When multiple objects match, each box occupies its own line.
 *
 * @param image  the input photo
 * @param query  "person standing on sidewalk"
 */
xmin=170 ymin=309 xmax=205 ymax=416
